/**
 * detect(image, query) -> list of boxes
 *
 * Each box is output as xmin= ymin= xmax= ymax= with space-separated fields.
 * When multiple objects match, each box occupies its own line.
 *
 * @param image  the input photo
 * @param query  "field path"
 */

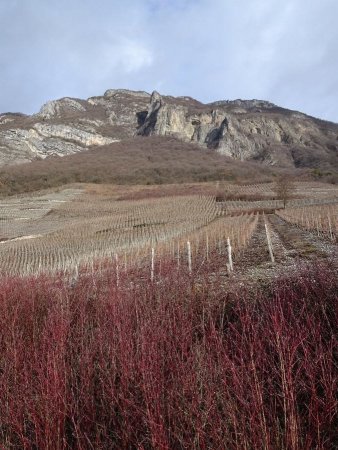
xmin=268 ymin=214 xmax=337 ymax=261
xmin=232 ymin=213 xmax=337 ymax=282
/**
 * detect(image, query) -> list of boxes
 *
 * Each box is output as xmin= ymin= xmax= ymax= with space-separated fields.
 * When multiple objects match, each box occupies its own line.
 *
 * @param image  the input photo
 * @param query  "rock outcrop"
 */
xmin=36 ymin=98 xmax=87 ymax=120
xmin=0 ymin=121 xmax=118 ymax=164
xmin=0 ymin=89 xmax=337 ymax=170
xmin=137 ymin=92 xmax=338 ymax=168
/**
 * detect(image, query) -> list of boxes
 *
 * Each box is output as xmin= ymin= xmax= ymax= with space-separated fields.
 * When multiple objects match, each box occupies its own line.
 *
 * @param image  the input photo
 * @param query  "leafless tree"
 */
xmin=274 ymin=175 xmax=296 ymax=208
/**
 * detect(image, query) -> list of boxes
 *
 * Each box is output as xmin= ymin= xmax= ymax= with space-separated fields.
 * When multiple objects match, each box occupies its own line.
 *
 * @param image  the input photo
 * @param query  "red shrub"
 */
xmin=0 ymin=262 xmax=337 ymax=449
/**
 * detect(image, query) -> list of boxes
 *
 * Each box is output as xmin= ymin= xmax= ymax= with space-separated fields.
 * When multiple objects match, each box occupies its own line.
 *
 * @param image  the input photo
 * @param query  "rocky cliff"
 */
xmin=1 ymin=89 xmax=337 ymax=171
xmin=137 ymin=92 xmax=338 ymax=169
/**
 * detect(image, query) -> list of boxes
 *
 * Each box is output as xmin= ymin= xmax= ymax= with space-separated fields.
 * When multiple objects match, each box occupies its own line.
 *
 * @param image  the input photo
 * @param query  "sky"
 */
xmin=1 ymin=0 xmax=338 ymax=122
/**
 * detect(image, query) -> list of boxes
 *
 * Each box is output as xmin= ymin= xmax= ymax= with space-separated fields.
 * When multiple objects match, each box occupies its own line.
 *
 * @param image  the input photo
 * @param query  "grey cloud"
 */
xmin=0 ymin=0 xmax=337 ymax=122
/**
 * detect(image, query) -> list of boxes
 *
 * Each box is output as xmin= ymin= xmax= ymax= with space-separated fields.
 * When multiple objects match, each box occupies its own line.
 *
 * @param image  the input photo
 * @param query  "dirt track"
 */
xmin=233 ymin=214 xmax=337 ymax=282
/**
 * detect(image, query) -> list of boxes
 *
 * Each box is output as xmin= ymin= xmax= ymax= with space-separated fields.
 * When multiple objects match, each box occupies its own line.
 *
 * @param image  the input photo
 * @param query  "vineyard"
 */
xmin=0 ymin=187 xmax=255 ymax=276
xmin=0 ymin=181 xmax=337 ymax=449
xmin=277 ymin=203 xmax=338 ymax=241
xmin=0 ymin=181 xmax=337 ymax=277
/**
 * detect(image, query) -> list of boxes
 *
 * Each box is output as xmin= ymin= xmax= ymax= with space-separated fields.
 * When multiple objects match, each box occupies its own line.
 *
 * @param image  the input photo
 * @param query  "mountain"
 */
xmin=0 ymin=89 xmax=337 ymax=172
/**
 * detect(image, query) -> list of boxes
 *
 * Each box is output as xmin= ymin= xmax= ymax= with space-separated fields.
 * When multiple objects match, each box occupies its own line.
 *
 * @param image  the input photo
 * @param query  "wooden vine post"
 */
xmin=151 ymin=247 xmax=155 ymax=282
xmin=115 ymin=253 xmax=119 ymax=287
xmin=264 ymin=222 xmax=275 ymax=263
xmin=187 ymin=241 xmax=192 ymax=275
xmin=206 ymin=235 xmax=209 ymax=262
xmin=227 ymin=237 xmax=233 ymax=272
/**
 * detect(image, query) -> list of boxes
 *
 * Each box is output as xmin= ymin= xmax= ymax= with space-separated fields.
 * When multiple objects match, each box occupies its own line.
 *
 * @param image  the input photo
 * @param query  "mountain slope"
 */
xmin=0 ymin=89 xmax=337 ymax=172
xmin=0 ymin=136 xmax=280 ymax=196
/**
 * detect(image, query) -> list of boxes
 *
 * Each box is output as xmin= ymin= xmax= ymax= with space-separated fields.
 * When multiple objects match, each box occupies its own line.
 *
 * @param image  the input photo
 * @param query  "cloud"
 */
xmin=145 ymin=0 xmax=338 ymax=122
xmin=117 ymin=40 xmax=153 ymax=73
xmin=0 ymin=0 xmax=337 ymax=122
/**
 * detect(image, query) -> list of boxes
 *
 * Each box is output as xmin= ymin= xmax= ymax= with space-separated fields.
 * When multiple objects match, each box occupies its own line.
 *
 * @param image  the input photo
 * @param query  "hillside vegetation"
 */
xmin=0 ymin=136 xmax=279 ymax=196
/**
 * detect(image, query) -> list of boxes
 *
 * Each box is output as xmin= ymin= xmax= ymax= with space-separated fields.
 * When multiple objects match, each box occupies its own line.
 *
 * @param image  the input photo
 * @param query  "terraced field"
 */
xmin=0 ymin=182 xmax=337 ymax=277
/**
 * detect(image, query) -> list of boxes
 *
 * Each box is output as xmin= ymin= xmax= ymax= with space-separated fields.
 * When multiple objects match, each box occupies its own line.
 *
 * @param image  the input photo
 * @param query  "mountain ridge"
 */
xmin=0 ymin=88 xmax=337 ymax=173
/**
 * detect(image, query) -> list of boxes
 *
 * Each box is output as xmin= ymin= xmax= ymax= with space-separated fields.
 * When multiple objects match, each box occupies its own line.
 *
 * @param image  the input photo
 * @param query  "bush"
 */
xmin=0 ymin=136 xmax=275 ymax=196
xmin=0 ymin=261 xmax=336 ymax=448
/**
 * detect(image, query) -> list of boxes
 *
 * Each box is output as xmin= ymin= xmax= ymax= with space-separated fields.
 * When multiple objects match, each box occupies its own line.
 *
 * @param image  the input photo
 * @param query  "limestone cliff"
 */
xmin=137 ymin=92 xmax=338 ymax=168
xmin=0 ymin=89 xmax=337 ymax=171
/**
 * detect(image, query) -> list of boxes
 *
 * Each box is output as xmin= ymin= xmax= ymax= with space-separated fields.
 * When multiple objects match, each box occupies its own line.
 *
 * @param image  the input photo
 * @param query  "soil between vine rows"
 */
xmin=229 ymin=214 xmax=337 ymax=284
